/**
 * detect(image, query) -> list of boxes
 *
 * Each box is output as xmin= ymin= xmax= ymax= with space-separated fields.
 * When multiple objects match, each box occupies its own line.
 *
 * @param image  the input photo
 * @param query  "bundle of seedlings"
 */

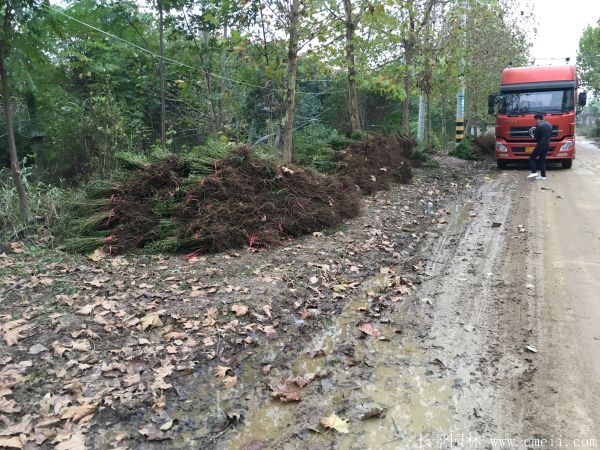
xmin=63 ymin=145 xmax=232 ymax=254
xmin=334 ymin=134 xmax=414 ymax=194
xmin=173 ymin=147 xmax=361 ymax=255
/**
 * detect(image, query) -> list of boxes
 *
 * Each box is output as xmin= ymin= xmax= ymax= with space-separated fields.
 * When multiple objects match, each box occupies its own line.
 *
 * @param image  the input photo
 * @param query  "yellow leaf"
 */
xmin=140 ymin=314 xmax=163 ymax=331
xmin=320 ymin=413 xmax=349 ymax=433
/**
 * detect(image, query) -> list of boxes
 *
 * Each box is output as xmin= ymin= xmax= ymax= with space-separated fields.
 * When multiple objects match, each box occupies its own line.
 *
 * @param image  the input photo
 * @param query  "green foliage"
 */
xmin=410 ymin=149 xmax=440 ymax=168
xmin=577 ymin=24 xmax=600 ymax=95
xmin=293 ymin=124 xmax=343 ymax=173
xmin=449 ymin=139 xmax=478 ymax=161
xmin=0 ymin=163 xmax=70 ymax=243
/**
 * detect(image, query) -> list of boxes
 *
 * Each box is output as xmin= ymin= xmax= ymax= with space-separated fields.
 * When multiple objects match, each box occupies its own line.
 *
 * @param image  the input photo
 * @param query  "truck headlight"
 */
xmin=560 ymin=141 xmax=574 ymax=151
xmin=496 ymin=141 xmax=508 ymax=152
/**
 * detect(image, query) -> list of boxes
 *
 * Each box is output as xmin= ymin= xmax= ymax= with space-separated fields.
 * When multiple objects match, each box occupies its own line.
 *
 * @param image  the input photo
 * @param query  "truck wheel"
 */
xmin=496 ymin=160 xmax=508 ymax=169
xmin=561 ymin=159 xmax=573 ymax=169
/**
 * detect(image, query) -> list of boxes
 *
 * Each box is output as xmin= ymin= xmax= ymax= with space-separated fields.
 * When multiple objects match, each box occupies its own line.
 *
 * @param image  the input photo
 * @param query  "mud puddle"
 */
xmin=223 ymin=274 xmax=455 ymax=449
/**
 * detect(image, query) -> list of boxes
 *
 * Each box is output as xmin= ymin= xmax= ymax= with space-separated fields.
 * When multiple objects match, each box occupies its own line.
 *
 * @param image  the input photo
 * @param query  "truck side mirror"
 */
xmin=578 ymin=91 xmax=587 ymax=107
xmin=488 ymin=94 xmax=496 ymax=115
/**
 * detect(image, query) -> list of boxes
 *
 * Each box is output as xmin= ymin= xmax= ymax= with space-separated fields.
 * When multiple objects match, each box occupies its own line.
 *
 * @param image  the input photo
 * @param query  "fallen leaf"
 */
xmin=123 ymin=373 xmax=141 ymax=387
xmin=0 ymin=414 xmax=33 ymax=436
xmin=231 ymin=304 xmax=248 ymax=317
xmin=358 ymin=323 xmax=381 ymax=337
xmin=463 ymin=324 xmax=475 ymax=332
xmin=320 ymin=413 xmax=349 ymax=433
xmin=87 ymin=248 xmax=106 ymax=262
xmin=525 ymin=345 xmax=538 ymax=353
xmin=214 ymin=366 xmax=232 ymax=378
xmin=70 ymin=340 xmax=91 ymax=352
xmin=52 ymin=341 xmax=70 ymax=356
xmin=139 ymin=423 xmax=170 ymax=441
xmin=285 ymin=376 xmax=310 ymax=388
xmin=269 ymin=382 xmax=301 ymax=402
xmin=76 ymin=303 xmax=98 ymax=315
xmin=0 ymin=436 xmax=25 ymax=449
xmin=55 ymin=432 xmax=86 ymax=450
xmin=140 ymin=314 xmax=163 ymax=331
xmin=9 ymin=242 xmax=24 ymax=253
xmin=223 ymin=375 xmax=237 ymax=388
xmin=29 ymin=343 xmax=48 ymax=355
xmin=159 ymin=420 xmax=174 ymax=431
xmin=60 ymin=403 xmax=98 ymax=422
xmin=0 ymin=398 xmax=21 ymax=414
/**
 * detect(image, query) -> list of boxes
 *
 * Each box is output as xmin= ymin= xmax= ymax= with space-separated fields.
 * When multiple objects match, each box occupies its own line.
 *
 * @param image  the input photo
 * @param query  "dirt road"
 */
xmin=221 ymin=143 xmax=600 ymax=449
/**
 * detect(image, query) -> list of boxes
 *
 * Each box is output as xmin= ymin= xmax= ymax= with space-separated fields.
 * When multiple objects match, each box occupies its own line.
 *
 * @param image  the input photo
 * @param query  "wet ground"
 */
xmin=2 ymin=147 xmax=599 ymax=449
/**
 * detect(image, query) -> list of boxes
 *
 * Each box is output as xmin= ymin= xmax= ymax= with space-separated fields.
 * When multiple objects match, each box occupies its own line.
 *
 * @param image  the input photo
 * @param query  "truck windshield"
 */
xmin=498 ymin=89 xmax=574 ymax=115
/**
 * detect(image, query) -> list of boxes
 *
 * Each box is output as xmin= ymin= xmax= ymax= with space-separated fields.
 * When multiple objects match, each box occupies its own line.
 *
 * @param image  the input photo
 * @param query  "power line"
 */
xmin=43 ymin=4 xmax=346 ymax=97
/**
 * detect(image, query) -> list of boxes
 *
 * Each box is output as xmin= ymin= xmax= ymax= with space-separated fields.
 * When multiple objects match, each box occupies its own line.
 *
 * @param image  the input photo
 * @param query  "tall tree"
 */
xmin=0 ymin=1 xmax=44 ymax=221
xmin=158 ymin=0 xmax=167 ymax=144
xmin=343 ymin=0 xmax=360 ymax=133
xmin=577 ymin=22 xmax=600 ymax=95
xmin=280 ymin=0 xmax=301 ymax=164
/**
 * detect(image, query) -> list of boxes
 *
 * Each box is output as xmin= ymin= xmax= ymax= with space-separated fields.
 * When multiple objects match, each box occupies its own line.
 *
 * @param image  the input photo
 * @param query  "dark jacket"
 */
xmin=534 ymin=120 xmax=552 ymax=150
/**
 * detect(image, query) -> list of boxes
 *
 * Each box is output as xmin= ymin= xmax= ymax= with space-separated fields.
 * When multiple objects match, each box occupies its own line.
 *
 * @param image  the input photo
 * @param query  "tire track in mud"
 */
xmin=416 ymin=171 xmax=534 ymax=442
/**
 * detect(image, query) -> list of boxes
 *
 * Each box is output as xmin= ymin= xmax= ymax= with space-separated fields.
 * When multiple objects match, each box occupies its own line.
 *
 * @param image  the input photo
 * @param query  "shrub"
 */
xmin=449 ymin=139 xmax=479 ymax=160
xmin=0 ymin=162 xmax=71 ymax=244
xmin=294 ymin=124 xmax=343 ymax=173
xmin=410 ymin=149 xmax=440 ymax=168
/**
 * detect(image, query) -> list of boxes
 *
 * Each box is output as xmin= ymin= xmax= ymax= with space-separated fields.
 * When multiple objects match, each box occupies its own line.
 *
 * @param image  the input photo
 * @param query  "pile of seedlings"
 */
xmin=64 ymin=134 xmax=415 ymax=255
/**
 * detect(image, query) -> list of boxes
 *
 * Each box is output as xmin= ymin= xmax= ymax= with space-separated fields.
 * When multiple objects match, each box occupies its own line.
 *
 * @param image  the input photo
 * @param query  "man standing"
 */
xmin=527 ymin=113 xmax=553 ymax=180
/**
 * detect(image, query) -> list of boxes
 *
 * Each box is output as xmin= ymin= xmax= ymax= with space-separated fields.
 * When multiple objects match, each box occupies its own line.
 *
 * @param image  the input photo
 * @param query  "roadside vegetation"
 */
xmin=0 ymin=0 xmax=531 ymax=251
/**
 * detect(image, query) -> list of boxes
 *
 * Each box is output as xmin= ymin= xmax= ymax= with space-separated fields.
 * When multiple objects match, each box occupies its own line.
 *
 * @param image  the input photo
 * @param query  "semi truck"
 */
xmin=488 ymin=65 xmax=587 ymax=169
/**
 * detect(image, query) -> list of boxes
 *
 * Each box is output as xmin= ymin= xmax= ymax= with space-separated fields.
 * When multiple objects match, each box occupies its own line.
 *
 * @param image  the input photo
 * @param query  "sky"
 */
xmin=527 ymin=0 xmax=600 ymax=65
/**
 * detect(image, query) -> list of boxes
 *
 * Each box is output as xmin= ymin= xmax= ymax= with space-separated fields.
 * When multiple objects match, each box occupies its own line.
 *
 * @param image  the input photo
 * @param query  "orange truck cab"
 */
xmin=488 ymin=65 xmax=587 ymax=169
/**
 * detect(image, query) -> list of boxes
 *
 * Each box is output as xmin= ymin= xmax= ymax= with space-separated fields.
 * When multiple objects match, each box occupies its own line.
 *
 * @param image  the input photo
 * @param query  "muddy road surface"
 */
xmin=2 ymin=147 xmax=600 ymax=450
xmin=219 ymin=142 xmax=600 ymax=449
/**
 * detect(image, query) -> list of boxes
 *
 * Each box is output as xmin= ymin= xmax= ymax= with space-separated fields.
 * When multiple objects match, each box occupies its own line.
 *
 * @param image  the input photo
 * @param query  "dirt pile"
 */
xmin=334 ymin=134 xmax=414 ymax=194
xmin=175 ymin=147 xmax=361 ymax=253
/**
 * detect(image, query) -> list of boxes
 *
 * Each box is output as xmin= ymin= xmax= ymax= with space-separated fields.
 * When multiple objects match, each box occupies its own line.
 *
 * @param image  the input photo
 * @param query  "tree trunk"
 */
xmin=426 ymin=92 xmax=432 ymax=149
xmin=280 ymin=0 xmax=300 ymax=164
xmin=219 ymin=21 xmax=228 ymax=128
xmin=441 ymin=93 xmax=447 ymax=151
xmin=402 ymin=53 xmax=411 ymax=133
xmin=158 ymin=0 xmax=166 ymax=145
xmin=343 ymin=0 xmax=360 ymax=133
xmin=204 ymin=68 xmax=219 ymax=139
xmin=0 ymin=43 xmax=28 ymax=222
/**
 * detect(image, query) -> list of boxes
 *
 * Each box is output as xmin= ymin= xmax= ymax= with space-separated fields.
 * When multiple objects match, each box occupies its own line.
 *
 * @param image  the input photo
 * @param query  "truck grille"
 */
xmin=509 ymin=126 xmax=558 ymax=139
xmin=512 ymin=146 xmax=556 ymax=154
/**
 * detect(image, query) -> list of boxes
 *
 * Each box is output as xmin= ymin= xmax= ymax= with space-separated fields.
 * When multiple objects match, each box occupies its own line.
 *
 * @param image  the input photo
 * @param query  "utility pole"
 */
xmin=417 ymin=94 xmax=426 ymax=143
xmin=455 ymin=0 xmax=467 ymax=144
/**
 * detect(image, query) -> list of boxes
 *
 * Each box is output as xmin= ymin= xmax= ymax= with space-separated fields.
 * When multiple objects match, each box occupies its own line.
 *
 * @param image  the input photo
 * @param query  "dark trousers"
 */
xmin=529 ymin=145 xmax=548 ymax=177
